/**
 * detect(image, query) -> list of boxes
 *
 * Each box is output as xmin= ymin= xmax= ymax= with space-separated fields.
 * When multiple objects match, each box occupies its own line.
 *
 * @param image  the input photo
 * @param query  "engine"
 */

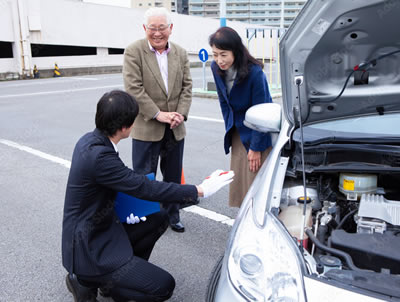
xmin=278 ymin=172 xmax=400 ymax=276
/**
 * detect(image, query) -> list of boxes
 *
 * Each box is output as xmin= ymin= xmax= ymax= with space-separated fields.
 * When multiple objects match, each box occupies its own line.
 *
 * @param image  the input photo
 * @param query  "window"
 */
xmin=31 ymin=44 xmax=97 ymax=57
xmin=108 ymin=48 xmax=124 ymax=55
xmin=0 ymin=41 xmax=13 ymax=58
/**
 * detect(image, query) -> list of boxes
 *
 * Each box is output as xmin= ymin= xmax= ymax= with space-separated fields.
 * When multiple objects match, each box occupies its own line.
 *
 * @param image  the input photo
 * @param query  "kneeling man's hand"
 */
xmin=198 ymin=170 xmax=234 ymax=198
xmin=126 ymin=213 xmax=147 ymax=224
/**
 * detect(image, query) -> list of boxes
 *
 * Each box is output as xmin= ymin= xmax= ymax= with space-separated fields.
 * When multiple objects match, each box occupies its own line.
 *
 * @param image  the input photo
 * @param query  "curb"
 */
xmin=193 ymin=90 xmax=282 ymax=100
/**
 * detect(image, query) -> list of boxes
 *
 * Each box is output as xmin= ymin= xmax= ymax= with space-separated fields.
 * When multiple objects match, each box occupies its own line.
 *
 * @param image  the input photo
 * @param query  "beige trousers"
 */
xmin=229 ymin=130 xmax=271 ymax=208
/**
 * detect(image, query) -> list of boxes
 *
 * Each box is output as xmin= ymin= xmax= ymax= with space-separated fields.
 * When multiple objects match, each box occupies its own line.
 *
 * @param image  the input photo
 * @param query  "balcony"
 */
xmin=249 ymin=19 xmax=267 ymax=24
xmin=265 ymin=19 xmax=283 ymax=25
xmin=227 ymin=6 xmax=249 ymax=11
xmin=284 ymin=4 xmax=305 ymax=9
xmin=190 ymin=12 xmax=204 ymax=16
xmin=252 ymin=0 xmax=283 ymax=3
xmin=283 ymin=11 xmax=299 ymax=17
xmin=250 ymin=12 xmax=267 ymax=17
xmin=204 ymin=5 xmax=219 ymax=11
xmin=227 ymin=12 xmax=250 ymax=17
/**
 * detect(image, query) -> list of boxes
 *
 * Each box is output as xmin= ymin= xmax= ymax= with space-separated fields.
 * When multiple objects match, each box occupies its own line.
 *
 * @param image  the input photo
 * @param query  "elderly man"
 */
xmin=123 ymin=7 xmax=191 ymax=233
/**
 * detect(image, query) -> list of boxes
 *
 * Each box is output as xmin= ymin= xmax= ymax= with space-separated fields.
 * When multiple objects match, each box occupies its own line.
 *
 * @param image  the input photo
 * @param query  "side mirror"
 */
xmin=244 ymin=103 xmax=282 ymax=133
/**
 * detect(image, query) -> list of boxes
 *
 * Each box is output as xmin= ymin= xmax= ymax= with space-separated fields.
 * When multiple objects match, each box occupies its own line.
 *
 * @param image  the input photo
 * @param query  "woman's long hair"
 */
xmin=209 ymin=27 xmax=263 ymax=82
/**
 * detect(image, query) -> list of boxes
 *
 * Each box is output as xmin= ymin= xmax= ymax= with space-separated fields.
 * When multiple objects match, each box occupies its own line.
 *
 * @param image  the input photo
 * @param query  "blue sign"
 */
xmin=198 ymin=48 xmax=209 ymax=63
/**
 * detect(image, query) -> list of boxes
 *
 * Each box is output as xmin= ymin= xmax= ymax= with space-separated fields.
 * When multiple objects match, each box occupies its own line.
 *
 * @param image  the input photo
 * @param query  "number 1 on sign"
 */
xmin=200 ymin=50 xmax=206 ymax=62
xmin=198 ymin=48 xmax=208 ymax=63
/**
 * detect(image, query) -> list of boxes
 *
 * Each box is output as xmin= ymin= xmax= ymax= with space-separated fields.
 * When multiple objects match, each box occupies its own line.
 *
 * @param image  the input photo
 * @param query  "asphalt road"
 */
xmin=0 ymin=72 xmax=240 ymax=302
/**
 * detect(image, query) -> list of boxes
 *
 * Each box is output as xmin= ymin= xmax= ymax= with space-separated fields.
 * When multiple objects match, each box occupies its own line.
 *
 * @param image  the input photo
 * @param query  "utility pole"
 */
xmin=220 ymin=0 xmax=226 ymax=27
xmin=16 ymin=0 xmax=32 ymax=78
xmin=280 ymin=0 xmax=285 ymax=28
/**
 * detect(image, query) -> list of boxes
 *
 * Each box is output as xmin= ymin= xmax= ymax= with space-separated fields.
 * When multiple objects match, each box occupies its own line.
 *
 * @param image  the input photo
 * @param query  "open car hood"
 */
xmin=280 ymin=0 xmax=400 ymax=127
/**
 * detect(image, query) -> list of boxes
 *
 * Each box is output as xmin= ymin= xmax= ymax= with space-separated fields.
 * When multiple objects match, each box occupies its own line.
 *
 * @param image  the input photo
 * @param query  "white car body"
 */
xmin=207 ymin=0 xmax=400 ymax=301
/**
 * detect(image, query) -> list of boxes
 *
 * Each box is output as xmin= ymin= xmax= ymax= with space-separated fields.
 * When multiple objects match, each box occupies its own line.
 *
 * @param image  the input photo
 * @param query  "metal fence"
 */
xmin=246 ymin=27 xmax=286 ymax=92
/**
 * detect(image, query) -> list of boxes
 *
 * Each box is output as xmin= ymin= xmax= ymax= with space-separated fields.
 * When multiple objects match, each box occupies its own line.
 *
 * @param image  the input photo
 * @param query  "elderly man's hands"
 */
xmin=156 ymin=111 xmax=184 ymax=129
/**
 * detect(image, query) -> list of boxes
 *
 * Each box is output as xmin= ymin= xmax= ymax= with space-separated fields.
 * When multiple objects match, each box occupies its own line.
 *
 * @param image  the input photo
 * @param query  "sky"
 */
xmin=83 ymin=0 xmax=131 ymax=8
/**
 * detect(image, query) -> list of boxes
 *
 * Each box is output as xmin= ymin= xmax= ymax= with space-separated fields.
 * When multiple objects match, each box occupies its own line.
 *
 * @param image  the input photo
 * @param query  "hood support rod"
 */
xmin=294 ymin=76 xmax=308 ymax=254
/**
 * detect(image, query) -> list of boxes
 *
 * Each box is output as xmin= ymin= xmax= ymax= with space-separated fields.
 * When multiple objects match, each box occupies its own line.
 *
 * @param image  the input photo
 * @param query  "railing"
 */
xmin=189 ymin=6 xmax=204 ymax=11
xmin=245 ymin=27 xmax=286 ymax=91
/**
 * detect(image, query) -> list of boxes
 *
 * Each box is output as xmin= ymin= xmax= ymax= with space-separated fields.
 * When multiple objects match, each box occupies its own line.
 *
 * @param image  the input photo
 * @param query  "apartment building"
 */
xmin=131 ymin=0 xmax=189 ymax=14
xmin=188 ymin=0 xmax=307 ymax=28
xmin=131 ymin=0 xmax=172 ymax=10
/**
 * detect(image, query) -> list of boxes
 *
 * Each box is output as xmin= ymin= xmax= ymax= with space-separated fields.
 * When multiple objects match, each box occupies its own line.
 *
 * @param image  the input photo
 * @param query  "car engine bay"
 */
xmin=277 ymin=146 xmax=400 ymax=298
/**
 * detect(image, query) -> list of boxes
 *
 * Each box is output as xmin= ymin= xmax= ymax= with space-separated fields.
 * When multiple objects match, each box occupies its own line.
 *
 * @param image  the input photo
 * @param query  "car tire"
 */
xmin=205 ymin=255 xmax=224 ymax=302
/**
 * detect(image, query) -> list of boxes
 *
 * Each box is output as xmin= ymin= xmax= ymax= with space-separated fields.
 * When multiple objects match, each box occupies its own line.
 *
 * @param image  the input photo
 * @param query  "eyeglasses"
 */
xmin=146 ymin=24 xmax=170 ymax=33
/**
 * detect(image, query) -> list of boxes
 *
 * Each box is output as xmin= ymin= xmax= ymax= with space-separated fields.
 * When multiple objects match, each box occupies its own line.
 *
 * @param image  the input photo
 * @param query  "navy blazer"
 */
xmin=62 ymin=128 xmax=197 ymax=276
xmin=211 ymin=61 xmax=272 ymax=154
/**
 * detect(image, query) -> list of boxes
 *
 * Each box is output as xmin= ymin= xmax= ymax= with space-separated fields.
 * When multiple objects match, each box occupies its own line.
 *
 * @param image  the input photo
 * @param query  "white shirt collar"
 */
xmin=147 ymin=40 xmax=170 ymax=54
xmin=109 ymin=139 xmax=118 ymax=153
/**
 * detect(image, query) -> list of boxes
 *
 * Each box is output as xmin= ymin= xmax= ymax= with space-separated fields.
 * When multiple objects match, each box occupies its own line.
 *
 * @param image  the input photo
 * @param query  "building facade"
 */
xmin=131 ymin=0 xmax=172 ymax=11
xmin=188 ymin=0 xmax=307 ymax=28
xmin=130 ymin=0 xmax=188 ymax=13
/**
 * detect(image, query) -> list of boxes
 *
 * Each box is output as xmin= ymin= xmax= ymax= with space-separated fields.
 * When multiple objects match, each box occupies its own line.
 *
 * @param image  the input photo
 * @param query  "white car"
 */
xmin=206 ymin=0 xmax=400 ymax=301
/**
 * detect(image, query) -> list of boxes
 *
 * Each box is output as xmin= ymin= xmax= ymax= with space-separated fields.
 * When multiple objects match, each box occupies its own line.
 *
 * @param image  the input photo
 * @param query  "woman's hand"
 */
xmin=248 ymin=150 xmax=261 ymax=172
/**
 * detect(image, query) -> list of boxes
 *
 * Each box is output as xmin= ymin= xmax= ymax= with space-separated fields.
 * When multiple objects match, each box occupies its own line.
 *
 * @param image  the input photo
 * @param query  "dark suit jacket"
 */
xmin=211 ymin=62 xmax=272 ymax=154
xmin=62 ymin=128 xmax=197 ymax=276
xmin=123 ymin=39 xmax=192 ymax=142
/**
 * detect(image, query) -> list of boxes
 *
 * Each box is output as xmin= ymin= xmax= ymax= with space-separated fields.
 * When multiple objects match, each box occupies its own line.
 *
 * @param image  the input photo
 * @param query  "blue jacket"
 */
xmin=211 ymin=61 xmax=272 ymax=154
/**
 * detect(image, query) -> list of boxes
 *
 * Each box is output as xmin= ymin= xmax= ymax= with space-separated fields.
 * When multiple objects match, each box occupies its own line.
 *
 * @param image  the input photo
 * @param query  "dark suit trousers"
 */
xmin=132 ymin=126 xmax=184 ymax=224
xmin=78 ymin=211 xmax=174 ymax=302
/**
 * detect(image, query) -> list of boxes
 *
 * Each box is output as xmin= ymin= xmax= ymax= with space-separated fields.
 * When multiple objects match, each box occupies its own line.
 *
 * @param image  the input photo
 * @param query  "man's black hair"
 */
xmin=95 ymin=90 xmax=139 ymax=137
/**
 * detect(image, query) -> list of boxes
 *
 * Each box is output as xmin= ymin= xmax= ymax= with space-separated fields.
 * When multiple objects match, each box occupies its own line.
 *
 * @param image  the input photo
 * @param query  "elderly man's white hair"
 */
xmin=143 ymin=7 xmax=172 ymax=26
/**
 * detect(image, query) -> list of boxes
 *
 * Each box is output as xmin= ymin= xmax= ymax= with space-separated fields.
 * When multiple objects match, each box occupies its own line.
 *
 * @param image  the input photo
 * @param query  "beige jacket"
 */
xmin=123 ymin=39 xmax=192 ymax=142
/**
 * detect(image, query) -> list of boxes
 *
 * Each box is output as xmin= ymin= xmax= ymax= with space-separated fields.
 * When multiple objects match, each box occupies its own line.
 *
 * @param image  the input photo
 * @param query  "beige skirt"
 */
xmin=229 ymin=130 xmax=271 ymax=208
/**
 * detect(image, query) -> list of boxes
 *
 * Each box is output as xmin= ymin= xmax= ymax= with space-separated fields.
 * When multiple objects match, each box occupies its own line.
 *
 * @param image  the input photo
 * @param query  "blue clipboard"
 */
xmin=114 ymin=173 xmax=160 ymax=222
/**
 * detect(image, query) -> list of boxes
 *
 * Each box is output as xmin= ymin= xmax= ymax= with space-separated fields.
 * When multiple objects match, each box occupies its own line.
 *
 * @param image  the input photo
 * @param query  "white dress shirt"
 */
xmin=148 ymin=41 xmax=171 ymax=94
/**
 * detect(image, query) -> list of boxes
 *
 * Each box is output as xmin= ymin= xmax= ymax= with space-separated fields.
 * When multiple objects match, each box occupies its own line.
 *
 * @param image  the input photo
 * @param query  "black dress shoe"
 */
xmin=66 ymin=273 xmax=98 ymax=302
xmin=170 ymin=221 xmax=185 ymax=233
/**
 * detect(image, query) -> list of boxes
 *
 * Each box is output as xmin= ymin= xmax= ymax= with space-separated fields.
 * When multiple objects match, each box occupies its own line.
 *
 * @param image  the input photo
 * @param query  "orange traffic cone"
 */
xmin=181 ymin=169 xmax=185 ymax=184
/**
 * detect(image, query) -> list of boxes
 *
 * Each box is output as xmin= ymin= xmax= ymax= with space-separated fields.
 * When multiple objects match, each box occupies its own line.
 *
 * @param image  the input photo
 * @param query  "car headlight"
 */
xmin=227 ymin=202 xmax=306 ymax=302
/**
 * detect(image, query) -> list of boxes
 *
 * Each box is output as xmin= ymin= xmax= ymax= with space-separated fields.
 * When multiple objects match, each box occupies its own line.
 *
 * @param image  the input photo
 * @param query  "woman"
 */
xmin=209 ymin=26 xmax=272 ymax=208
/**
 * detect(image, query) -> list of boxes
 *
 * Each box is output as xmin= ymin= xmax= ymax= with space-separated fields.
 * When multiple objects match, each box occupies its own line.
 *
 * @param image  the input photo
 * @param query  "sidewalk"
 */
xmin=192 ymin=87 xmax=282 ymax=100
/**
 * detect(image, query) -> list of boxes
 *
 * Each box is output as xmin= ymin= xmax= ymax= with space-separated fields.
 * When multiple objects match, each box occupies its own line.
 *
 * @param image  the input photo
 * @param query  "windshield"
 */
xmin=306 ymin=113 xmax=400 ymax=136
xmin=293 ymin=113 xmax=400 ymax=144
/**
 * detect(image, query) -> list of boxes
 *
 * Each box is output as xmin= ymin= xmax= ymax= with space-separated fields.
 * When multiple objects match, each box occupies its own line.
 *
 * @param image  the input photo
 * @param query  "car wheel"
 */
xmin=205 ymin=255 xmax=224 ymax=302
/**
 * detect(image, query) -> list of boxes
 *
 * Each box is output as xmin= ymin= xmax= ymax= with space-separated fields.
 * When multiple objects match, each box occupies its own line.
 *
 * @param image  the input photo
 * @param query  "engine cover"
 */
xmin=358 ymin=194 xmax=400 ymax=226
xmin=330 ymin=230 xmax=400 ymax=274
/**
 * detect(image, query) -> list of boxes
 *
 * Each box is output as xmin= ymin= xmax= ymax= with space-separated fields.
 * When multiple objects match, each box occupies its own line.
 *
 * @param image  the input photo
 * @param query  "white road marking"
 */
xmin=184 ymin=205 xmax=234 ymax=226
xmin=70 ymin=77 xmax=99 ymax=81
xmin=0 ymin=138 xmax=234 ymax=227
xmin=0 ymin=139 xmax=71 ymax=168
xmin=0 ymin=84 xmax=124 ymax=98
xmin=190 ymin=116 xmax=224 ymax=123
xmin=0 ymin=77 xmax=99 ymax=88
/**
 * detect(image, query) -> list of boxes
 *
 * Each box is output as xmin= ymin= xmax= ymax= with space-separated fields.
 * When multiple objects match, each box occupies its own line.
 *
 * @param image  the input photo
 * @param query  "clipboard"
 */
xmin=114 ymin=173 xmax=160 ymax=222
